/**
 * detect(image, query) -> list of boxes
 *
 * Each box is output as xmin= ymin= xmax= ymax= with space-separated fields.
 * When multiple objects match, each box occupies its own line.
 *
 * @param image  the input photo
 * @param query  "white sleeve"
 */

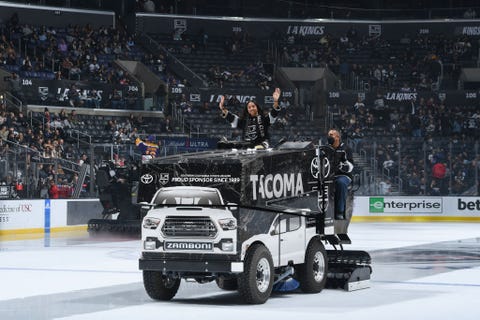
xmin=268 ymin=113 xmax=277 ymax=124
xmin=343 ymin=160 xmax=354 ymax=173
xmin=230 ymin=114 xmax=239 ymax=128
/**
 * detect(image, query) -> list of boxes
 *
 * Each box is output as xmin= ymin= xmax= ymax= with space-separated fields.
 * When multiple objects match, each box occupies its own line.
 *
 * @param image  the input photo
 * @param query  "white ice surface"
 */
xmin=0 ymin=222 xmax=479 ymax=320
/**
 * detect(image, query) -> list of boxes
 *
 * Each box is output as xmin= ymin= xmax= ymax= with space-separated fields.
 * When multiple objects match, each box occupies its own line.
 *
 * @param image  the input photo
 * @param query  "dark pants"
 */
xmin=335 ymin=175 xmax=352 ymax=215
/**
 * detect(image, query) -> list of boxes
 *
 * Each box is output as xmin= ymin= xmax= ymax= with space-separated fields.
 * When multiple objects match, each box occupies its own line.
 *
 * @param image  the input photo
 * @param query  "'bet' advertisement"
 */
xmin=354 ymin=196 xmax=480 ymax=219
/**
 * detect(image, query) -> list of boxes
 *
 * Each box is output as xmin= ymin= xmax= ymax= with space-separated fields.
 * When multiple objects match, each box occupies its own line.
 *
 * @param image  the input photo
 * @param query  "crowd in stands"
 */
xmin=1 ymin=13 xmax=143 ymax=83
xmin=1 ymin=9 xmax=480 ymax=198
xmin=148 ymin=27 xmax=275 ymax=90
xmin=1 ymin=15 xmax=154 ymax=109
xmin=206 ymin=61 xmax=274 ymax=90
xmin=0 ymin=97 xmax=175 ymax=198
xmin=278 ymin=27 xmax=476 ymax=92
xmin=331 ymin=93 xmax=480 ymax=196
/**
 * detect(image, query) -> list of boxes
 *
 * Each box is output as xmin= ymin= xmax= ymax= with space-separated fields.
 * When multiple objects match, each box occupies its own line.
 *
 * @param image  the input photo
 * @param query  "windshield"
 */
xmin=153 ymin=189 xmax=223 ymax=206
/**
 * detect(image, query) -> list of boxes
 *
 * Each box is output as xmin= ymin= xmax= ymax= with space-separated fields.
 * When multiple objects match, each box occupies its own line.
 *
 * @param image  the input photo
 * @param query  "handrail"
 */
xmin=137 ymin=33 xmax=208 ymax=88
xmin=3 ymin=91 xmax=24 ymax=113
xmin=68 ymin=129 xmax=92 ymax=149
xmin=2 ymin=138 xmax=82 ymax=173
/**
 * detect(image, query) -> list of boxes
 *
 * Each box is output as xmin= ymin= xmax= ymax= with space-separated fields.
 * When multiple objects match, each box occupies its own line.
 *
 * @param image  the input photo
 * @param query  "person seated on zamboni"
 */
xmin=327 ymin=129 xmax=354 ymax=220
xmin=219 ymin=88 xmax=281 ymax=149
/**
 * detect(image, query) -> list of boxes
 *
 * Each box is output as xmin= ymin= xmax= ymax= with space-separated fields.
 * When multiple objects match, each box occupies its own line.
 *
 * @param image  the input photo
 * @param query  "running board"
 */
xmin=325 ymin=233 xmax=352 ymax=245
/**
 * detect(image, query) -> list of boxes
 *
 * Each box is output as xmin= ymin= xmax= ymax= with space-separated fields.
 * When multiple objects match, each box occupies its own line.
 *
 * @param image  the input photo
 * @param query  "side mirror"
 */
xmin=138 ymin=201 xmax=153 ymax=207
xmin=227 ymin=202 xmax=238 ymax=211
xmin=138 ymin=201 xmax=154 ymax=216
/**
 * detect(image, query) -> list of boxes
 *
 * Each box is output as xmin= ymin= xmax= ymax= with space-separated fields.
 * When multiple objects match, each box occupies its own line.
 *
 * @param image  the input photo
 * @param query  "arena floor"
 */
xmin=1 ymin=222 xmax=479 ymax=320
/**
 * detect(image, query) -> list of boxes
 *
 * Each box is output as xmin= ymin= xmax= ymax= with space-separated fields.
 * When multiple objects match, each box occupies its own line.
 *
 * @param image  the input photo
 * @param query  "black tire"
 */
xmin=143 ymin=271 xmax=180 ymax=301
xmin=295 ymin=239 xmax=328 ymax=293
xmin=216 ymin=276 xmax=238 ymax=291
xmin=238 ymin=244 xmax=274 ymax=304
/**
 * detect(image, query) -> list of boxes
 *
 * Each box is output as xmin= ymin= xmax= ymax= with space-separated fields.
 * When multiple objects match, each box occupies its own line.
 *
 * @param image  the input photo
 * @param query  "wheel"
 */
xmin=238 ymin=244 xmax=274 ymax=304
xmin=295 ymin=239 xmax=328 ymax=293
xmin=216 ymin=276 xmax=238 ymax=291
xmin=143 ymin=271 xmax=180 ymax=300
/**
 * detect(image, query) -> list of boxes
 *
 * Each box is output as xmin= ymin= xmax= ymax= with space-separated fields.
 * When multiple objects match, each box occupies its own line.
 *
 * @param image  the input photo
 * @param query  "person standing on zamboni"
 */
xmin=219 ymin=88 xmax=281 ymax=149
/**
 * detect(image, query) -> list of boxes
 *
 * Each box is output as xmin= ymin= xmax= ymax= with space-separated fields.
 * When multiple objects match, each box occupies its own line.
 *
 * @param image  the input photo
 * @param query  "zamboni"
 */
xmin=138 ymin=141 xmax=371 ymax=304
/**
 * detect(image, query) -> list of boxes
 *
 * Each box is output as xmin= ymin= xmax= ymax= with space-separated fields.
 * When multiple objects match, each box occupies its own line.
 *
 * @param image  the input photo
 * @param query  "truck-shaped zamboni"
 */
xmin=137 ymin=141 xmax=371 ymax=304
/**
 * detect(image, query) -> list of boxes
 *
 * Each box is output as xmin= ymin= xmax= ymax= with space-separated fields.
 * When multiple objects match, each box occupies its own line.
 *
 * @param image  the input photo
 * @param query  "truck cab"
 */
xmin=141 ymin=186 xmax=239 ymax=265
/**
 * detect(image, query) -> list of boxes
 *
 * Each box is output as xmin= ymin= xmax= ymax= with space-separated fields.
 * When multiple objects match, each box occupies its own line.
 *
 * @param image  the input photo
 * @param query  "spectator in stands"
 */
xmin=113 ymin=127 xmax=130 ymax=143
xmin=350 ymin=127 xmax=364 ymax=152
xmin=406 ymin=172 xmax=421 ymax=194
xmin=379 ymin=178 xmax=391 ymax=195
xmin=432 ymin=159 xmax=447 ymax=193
xmin=429 ymin=178 xmax=441 ymax=196
xmin=219 ymin=88 xmax=281 ymax=149
xmin=0 ymin=125 xmax=8 ymax=140
xmin=69 ymin=63 xmax=82 ymax=80
xmin=87 ymin=89 xmax=100 ymax=108
xmin=78 ymin=153 xmax=88 ymax=166
xmin=353 ymin=97 xmax=365 ymax=114
xmin=15 ymin=179 xmax=25 ymax=198
xmin=128 ymin=127 xmax=140 ymax=142
xmin=142 ymin=0 xmax=156 ymax=12
xmin=57 ymin=38 xmax=68 ymax=55
xmin=48 ymin=179 xmax=59 ymax=199
xmin=68 ymin=109 xmax=81 ymax=127
xmin=327 ymin=129 xmax=354 ymax=220
xmin=21 ymin=55 xmax=33 ymax=71
xmin=383 ymin=154 xmax=395 ymax=171
xmin=68 ymin=84 xmax=84 ymax=108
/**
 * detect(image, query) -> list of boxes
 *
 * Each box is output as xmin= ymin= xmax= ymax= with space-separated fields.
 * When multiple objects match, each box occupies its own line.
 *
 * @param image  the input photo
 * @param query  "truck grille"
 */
xmin=162 ymin=216 xmax=217 ymax=238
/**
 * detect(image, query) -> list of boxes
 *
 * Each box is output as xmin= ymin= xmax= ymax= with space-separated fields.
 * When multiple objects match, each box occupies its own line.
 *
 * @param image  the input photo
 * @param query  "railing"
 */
xmin=3 ymin=1 xmax=479 ymax=21
xmin=137 ymin=34 xmax=208 ymax=88
xmin=69 ymin=129 xmax=92 ymax=149
xmin=0 ymin=139 xmax=83 ymax=199
xmin=3 ymin=91 xmax=24 ymax=113
xmin=352 ymin=137 xmax=479 ymax=196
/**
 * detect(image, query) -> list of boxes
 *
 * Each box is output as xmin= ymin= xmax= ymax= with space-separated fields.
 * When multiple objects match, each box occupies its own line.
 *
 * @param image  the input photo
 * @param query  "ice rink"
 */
xmin=1 ymin=222 xmax=479 ymax=320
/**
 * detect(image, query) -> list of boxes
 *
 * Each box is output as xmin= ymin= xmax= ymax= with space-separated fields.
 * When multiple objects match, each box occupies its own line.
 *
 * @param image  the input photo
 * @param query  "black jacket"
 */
xmin=224 ymin=107 xmax=279 ymax=147
xmin=333 ymin=142 xmax=354 ymax=180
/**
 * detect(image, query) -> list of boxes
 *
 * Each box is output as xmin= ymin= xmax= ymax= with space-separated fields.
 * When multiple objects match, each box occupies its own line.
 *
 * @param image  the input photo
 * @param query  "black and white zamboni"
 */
xmin=137 ymin=140 xmax=372 ymax=304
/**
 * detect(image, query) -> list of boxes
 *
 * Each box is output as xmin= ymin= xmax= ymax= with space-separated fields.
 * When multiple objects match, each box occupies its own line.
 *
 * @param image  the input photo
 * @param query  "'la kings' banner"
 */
xmin=327 ymin=90 xmax=480 ymax=107
xmin=20 ymin=78 xmax=140 ymax=108
xmin=169 ymin=87 xmax=295 ymax=106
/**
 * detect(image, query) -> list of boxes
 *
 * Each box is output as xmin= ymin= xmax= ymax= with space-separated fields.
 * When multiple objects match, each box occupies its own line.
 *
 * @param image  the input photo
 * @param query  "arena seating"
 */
xmin=1 ymin=4 xmax=479 ymax=198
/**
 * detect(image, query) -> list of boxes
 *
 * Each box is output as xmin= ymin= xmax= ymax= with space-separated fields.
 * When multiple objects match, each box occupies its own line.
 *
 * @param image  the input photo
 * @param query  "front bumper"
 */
xmin=139 ymin=252 xmax=243 ymax=273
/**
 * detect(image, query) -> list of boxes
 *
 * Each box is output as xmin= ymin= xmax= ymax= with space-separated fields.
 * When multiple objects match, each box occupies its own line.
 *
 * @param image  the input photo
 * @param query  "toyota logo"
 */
xmin=310 ymin=157 xmax=319 ymax=178
xmin=311 ymin=157 xmax=330 ymax=179
xmin=141 ymin=174 xmax=154 ymax=184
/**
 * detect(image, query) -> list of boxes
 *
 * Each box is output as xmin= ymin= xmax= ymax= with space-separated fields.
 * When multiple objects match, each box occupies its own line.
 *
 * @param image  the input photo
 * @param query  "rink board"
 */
xmin=1 ymin=196 xmax=480 ymax=237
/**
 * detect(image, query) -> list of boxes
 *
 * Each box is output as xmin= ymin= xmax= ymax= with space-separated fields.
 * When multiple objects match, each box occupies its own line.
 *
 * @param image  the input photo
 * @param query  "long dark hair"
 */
xmin=241 ymin=100 xmax=263 ymax=119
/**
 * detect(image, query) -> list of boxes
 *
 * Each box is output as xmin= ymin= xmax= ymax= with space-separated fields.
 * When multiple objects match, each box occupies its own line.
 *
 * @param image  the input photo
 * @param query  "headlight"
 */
xmin=220 ymin=239 xmax=234 ymax=251
xmin=218 ymin=218 xmax=237 ymax=230
xmin=143 ymin=217 xmax=161 ymax=229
